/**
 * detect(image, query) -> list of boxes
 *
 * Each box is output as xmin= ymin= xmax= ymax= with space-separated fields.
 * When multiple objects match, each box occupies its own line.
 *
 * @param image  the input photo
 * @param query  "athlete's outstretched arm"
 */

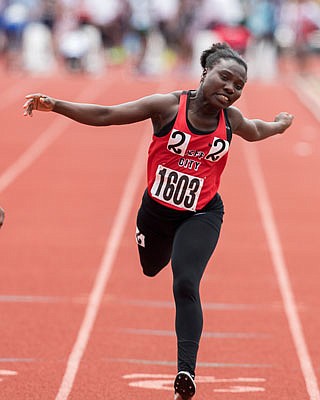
xmin=228 ymin=106 xmax=294 ymax=141
xmin=23 ymin=93 xmax=179 ymax=127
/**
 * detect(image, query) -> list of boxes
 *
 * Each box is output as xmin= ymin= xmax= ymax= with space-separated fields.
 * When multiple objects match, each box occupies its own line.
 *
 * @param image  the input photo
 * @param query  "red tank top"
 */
xmin=147 ymin=91 xmax=231 ymax=211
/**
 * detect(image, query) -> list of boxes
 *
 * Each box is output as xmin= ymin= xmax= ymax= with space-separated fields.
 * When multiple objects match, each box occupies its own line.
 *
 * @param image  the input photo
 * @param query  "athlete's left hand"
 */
xmin=274 ymin=112 xmax=294 ymax=133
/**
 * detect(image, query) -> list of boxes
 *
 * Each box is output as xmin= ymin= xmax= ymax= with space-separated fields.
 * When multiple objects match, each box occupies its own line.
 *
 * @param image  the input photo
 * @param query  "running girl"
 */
xmin=23 ymin=42 xmax=293 ymax=400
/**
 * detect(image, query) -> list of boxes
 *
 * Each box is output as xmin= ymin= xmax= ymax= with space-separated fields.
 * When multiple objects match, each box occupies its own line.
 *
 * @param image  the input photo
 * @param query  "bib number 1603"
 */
xmin=151 ymin=165 xmax=203 ymax=211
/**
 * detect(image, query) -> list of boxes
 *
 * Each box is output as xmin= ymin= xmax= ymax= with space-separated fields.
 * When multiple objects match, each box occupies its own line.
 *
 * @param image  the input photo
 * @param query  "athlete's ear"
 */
xmin=200 ymin=68 xmax=207 ymax=83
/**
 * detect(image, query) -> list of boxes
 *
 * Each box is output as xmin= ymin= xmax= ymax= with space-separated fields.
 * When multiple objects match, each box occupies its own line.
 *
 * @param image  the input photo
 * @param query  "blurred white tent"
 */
xmin=22 ymin=22 xmax=56 ymax=74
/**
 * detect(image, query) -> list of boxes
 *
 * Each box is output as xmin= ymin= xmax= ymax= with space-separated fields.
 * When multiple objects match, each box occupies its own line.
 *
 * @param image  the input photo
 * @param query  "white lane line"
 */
xmin=54 ymin=128 xmax=150 ymax=400
xmin=119 ymin=328 xmax=269 ymax=339
xmin=0 ymin=81 xmax=105 ymax=194
xmin=242 ymin=142 xmax=320 ymax=400
xmin=0 ymin=295 xmax=63 ymax=303
xmin=108 ymin=358 xmax=272 ymax=368
xmin=114 ymin=298 xmax=281 ymax=311
xmin=0 ymin=359 xmax=34 ymax=363
xmin=0 ymin=117 xmax=67 ymax=193
xmin=291 ymin=76 xmax=320 ymax=122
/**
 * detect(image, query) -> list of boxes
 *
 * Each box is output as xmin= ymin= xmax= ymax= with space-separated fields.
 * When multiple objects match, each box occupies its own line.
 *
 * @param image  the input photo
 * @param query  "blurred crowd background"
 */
xmin=1 ymin=0 xmax=320 ymax=80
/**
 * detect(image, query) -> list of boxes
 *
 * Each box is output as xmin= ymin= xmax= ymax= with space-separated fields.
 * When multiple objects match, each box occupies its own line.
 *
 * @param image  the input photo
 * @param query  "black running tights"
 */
xmin=136 ymin=191 xmax=224 ymax=377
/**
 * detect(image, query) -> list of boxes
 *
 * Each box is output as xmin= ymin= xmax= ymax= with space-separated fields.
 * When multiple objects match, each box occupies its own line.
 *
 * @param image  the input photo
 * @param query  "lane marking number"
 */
xmin=123 ymin=373 xmax=265 ymax=393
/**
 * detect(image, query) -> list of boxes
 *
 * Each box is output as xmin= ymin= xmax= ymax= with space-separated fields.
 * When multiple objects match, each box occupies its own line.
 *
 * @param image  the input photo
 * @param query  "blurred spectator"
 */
xmin=22 ymin=21 xmax=56 ymax=74
xmin=245 ymin=0 xmax=279 ymax=81
xmin=1 ymin=0 xmax=320 ymax=78
xmin=165 ymin=0 xmax=199 ymax=71
xmin=198 ymin=0 xmax=245 ymax=29
xmin=20 ymin=0 xmax=59 ymax=74
xmin=276 ymin=0 xmax=320 ymax=73
xmin=212 ymin=23 xmax=250 ymax=55
xmin=198 ymin=0 xmax=250 ymax=57
xmin=58 ymin=21 xmax=105 ymax=73
xmin=38 ymin=0 xmax=60 ymax=31
xmin=80 ymin=0 xmax=130 ymax=50
xmin=190 ymin=0 xmax=249 ymax=77
xmin=124 ymin=0 xmax=155 ymax=73
xmin=0 ymin=0 xmax=33 ymax=69
xmin=150 ymin=0 xmax=179 ymax=70
xmin=54 ymin=0 xmax=106 ymax=74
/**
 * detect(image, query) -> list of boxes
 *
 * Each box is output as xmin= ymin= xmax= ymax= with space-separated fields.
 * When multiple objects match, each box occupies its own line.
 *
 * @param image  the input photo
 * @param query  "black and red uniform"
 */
xmin=136 ymin=90 xmax=232 ymax=377
xmin=147 ymin=90 xmax=231 ymax=211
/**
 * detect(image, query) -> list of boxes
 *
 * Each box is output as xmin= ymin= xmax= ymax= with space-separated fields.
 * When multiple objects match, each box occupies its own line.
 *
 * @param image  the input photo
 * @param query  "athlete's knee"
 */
xmin=173 ymin=276 xmax=199 ymax=302
xmin=142 ymin=264 xmax=159 ymax=277
xmin=138 ymin=247 xmax=170 ymax=277
xmin=139 ymin=257 xmax=166 ymax=277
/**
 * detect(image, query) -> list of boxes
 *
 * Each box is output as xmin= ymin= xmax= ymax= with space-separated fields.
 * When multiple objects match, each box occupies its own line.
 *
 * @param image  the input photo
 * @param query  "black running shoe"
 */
xmin=174 ymin=371 xmax=196 ymax=400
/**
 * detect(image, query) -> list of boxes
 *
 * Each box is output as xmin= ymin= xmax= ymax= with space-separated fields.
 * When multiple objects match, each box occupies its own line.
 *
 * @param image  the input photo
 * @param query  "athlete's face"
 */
xmin=201 ymin=58 xmax=247 ymax=108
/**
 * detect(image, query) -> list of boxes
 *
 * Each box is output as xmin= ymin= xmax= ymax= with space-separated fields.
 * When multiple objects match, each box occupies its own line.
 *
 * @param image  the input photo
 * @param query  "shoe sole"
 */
xmin=174 ymin=371 xmax=196 ymax=399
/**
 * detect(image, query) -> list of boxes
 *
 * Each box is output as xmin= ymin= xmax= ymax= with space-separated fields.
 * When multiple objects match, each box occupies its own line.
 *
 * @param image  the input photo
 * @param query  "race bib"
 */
xmin=151 ymin=165 xmax=204 ymax=211
xmin=167 ymin=129 xmax=191 ymax=156
xmin=206 ymin=137 xmax=230 ymax=162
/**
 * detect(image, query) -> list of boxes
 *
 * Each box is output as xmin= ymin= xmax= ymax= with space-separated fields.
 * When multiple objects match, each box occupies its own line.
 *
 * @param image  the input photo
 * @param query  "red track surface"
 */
xmin=0 ymin=64 xmax=319 ymax=400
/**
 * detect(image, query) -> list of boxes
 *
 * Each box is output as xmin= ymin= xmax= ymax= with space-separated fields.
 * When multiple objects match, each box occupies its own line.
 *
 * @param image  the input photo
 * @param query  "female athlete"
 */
xmin=23 ymin=43 xmax=293 ymax=400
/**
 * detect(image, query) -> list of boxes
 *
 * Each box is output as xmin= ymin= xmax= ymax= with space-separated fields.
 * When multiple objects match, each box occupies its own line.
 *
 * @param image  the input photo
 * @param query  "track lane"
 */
xmin=65 ymin=79 xmax=320 ymax=400
xmin=0 ymin=68 xmax=163 ymax=398
xmin=243 ymin=81 xmax=320 ymax=398
xmin=0 ymin=72 xmax=319 ymax=399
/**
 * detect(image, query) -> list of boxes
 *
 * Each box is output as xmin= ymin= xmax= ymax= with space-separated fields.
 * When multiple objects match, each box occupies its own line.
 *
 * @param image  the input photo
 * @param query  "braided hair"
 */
xmin=200 ymin=42 xmax=247 ymax=72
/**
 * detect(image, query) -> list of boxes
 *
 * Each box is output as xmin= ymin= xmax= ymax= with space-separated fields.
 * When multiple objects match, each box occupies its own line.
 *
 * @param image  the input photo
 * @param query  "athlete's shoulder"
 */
xmin=224 ymin=106 xmax=245 ymax=131
xmin=147 ymin=91 xmax=181 ymax=108
xmin=161 ymin=90 xmax=183 ymax=104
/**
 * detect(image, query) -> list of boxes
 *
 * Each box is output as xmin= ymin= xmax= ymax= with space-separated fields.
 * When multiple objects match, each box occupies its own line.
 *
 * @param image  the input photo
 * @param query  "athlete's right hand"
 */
xmin=23 ymin=94 xmax=55 ymax=116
